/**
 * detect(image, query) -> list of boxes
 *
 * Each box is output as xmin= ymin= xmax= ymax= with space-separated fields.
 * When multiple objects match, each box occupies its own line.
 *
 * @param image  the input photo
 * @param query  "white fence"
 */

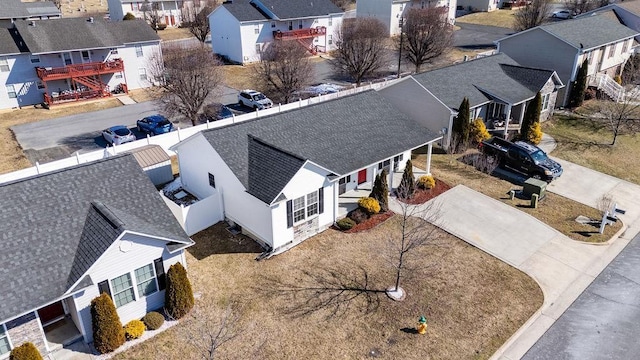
xmin=0 ymin=80 xmax=397 ymax=185
xmin=160 ymin=190 xmax=224 ymax=236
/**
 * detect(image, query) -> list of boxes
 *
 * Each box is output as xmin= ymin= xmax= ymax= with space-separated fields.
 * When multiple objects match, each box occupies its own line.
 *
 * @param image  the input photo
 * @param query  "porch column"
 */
xmin=503 ymin=104 xmax=512 ymax=138
xmin=389 ymin=157 xmax=395 ymax=190
xmin=518 ymin=104 xmax=526 ymax=132
xmin=426 ymin=143 xmax=433 ymax=175
xmin=333 ymin=182 xmax=338 ymax=220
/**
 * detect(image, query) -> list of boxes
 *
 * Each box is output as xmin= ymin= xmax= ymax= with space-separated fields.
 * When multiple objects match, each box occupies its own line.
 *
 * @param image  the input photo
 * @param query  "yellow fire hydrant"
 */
xmin=417 ymin=316 xmax=427 ymax=335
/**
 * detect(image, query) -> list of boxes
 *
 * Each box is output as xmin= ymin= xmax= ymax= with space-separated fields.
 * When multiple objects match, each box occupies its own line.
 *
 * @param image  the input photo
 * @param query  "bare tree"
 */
xmin=184 ymin=1 xmax=217 ymax=44
xmin=50 ymin=0 xmax=62 ymax=10
xmin=598 ymin=90 xmax=640 ymax=145
xmin=149 ymin=44 xmax=224 ymax=126
xmin=563 ymin=0 xmax=607 ymax=16
xmin=622 ymin=54 xmax=640 ymax=85
xmin=180 ymin=302 xmax=243 ymax=360
xmin=401 ymin=7 xmax=453 ymax=73
xmin=333 ymin=18 xmax=389 ymax=86
xmin=255 ymin=41 xmax=314 ymax=104
xmin=142 ymin=0 xmax=162 ymax=33
xmin=513 ymin=0 xmax=553 ymax=31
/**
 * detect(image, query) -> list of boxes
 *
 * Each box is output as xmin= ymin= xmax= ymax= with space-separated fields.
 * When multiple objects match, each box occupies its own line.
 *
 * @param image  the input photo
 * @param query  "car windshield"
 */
xmin=530 ymin=150 xmax=548 ymax=163
xmin=114 ymin=128 xmax=130 ymax=136
xmin=252 ymin=94 xmax=266 ymax=101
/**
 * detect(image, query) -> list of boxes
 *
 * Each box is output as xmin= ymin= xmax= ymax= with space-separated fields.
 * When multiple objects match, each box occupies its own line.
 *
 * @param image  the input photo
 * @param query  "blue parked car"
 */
xmin=136 ymin=115 xmax=173 ymax=135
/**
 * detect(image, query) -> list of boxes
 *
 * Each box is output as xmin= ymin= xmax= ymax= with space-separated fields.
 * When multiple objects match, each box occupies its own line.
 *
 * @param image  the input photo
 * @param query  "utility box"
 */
xmin=523 ymin=178 xmax=547 ymax=200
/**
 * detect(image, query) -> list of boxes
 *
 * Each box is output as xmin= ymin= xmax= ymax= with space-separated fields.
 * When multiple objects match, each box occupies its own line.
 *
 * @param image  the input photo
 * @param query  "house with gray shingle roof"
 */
xmin=377 ymin=53 xmax=563 ymax=145
xmin=579 ymin=0 xmax=640 ymax=43
xmin=209 ymin=0 xmax=344 ymax=64
xmin=356 ymin=0 xmax=457 ymax=37
xmin=108 ymin=0 xmax=206 ymax=28
xmin=0 ymin=0 xmax=60 ymax=27
xmin=0 ymin=154 xmax=193 ymax=356
xmin=0 ymin=17 xmax=160 ymax=110
xmin=497 ymin=14 xmax=638 ymax=107
xmin=171 ymin=90 xmax=441 ymax=254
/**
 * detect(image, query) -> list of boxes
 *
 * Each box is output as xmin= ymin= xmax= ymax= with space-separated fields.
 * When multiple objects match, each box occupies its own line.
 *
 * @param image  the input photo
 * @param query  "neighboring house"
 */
xmin=579 ymin=1 xmax=640 ymax=42
xmin=209 ymin=0 xmax=344 ymax=64
xmin=0 ymin=17 xmax=160 ymax=109
xmin=108 ymin=0 xmax=201 ymax=26
xmin=456 ymin=0 xmax=500 ymax=13
xmin=0 ymin=0 xmax=61 ymax=28
xmin=377 ymin=53 xmax=563 ymax=145
xmin=497 ymin=14 xmax=638 ymax=107
xmin=171 ymin=90 xmax=441 ymax=255
xmin=356 ymin=0 xmax=456 ymax=36
xmin=0 ymin=155 xmax=193 ymax=357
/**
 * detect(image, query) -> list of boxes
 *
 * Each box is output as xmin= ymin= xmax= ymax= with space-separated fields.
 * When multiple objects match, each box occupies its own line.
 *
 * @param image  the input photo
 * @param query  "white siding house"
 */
xmin=171 ymin=90 xmax=441 ymax=254
xmin=209 ymin=0 xmax=344 ymax=64
xmin=0 ymin=17 xmax=160 ymax=110
xmin=108 ymin=0 xmax=201 ymax=26
xmin=0 ymin=155 xmax=193 ymax=357
xmin=357 ymin=0 xmax=456 ymax=36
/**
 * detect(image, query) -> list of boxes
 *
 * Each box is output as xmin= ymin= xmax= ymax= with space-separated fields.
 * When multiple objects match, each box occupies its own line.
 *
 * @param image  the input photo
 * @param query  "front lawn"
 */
xmin=113 ymin=219 xmax=541 ymax=359
xmin=456 ymin=9 xmax=516 ymax=28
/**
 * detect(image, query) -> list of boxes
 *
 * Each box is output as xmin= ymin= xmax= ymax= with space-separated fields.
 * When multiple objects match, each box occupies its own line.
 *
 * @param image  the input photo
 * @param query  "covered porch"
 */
xmin=476 ymin=101 xmax=526 ymax=138
xmin=37 ymin=299 xmax=83 ymax=352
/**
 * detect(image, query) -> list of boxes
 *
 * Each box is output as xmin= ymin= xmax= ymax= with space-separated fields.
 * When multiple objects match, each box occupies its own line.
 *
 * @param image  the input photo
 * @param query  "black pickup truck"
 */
xmin=480 ymin=137 xmax=563 ymax=182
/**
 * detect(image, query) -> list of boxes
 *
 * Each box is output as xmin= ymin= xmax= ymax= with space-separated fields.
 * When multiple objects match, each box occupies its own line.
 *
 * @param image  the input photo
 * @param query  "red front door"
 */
xmin=357 ymin=169 xmax=367 ymax=184
xmin=38 ymin=301 xmax=65 ymax=325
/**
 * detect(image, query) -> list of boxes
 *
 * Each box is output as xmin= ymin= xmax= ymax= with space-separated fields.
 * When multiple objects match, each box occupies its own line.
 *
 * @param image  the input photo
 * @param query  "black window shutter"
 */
xmin=286 ymin=200 xmax=293 ymax=228
xmin=98 ymin=280 xmax=111 ymax=298
xmin=154 ymin=258 xmax=166 ymax=290
xmin=318 ymin=187 xmax=324 ymax=214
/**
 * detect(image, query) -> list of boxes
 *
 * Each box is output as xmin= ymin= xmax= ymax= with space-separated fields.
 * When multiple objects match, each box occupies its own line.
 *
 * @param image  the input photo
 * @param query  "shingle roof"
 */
xmin=412 ymin=53 xmax=559 ymax=109
xmin=0 ymin=0 xmax=60 ymax=19
xmin=198 ymin=90 xmax=440 ymax=204
xmin=13 ymin=18 xmax=159 ymax=54
xmin=221 ymin=0 xmax=269 ymax=22
xmin=0 ymin=28 xmax=21 ymax=55
xmin=540 ymin=14 xmax=638 ymax=50
xmin=258 ymin=0 xmax=343 ymax=19
xmin=615 ymin=0 xmax=640 ymax=16
xmin=23 ymin=1 xmax=61 ymax=17
xmin=0 ymin=155 xmax=191 ymax=324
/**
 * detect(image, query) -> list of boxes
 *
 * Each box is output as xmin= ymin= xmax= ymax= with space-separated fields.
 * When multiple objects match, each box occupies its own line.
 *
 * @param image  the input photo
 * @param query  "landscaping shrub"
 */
xmin=336 ymin=217 xmax=356 ymax=230
xmin=358 ymin=197 xmax=380 ymax=215
xmin=470 ymin=118 xmax=491 ymax=144
xmin=614 ymin=75 xmax=622 ymax=85
xmin=528 ymin=121 xmax=543 ymax=145
xmin=9 ymin=342 xmax=42 ymax=360
xmin=584 ymin=88 xmax=596 ymax=100
xmin=398 ymin=160 xmax=415 ymax=198
xmin=570 ymin=59 xmax=588 ymax=108
xmin=348 ymin=208 xmax=369 ymax=224
xmin=520 ymin=92 xmax=542 ymax=143
xmin=417 ymin=175 xmax=436 ymax=190
xmin=369 ymin=170 xmax=389 ymax=212
xmin=452 ymin=97 xmax=471 ymax=150
xmin=124 ymin=320 xmax=145 ymax=340
xmin=123 ymin=12 xmax=136 ymax=20
xmin=142 ymin=311 xmax=165 ymax=330
xmin=165 ymin=262 xmax=194 ymax=319
xmin=91 ymin=293 xmax=125 ymax=354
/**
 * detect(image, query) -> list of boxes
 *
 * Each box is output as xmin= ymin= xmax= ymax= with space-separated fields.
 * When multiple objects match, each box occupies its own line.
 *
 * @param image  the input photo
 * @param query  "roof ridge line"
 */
xmin=248 ymin=134 xmax=306 ymax=161
xmin=91 ymin=201 xmax=126 ymax=230
xmin=500 ymin=63 xmax=553 ymax=73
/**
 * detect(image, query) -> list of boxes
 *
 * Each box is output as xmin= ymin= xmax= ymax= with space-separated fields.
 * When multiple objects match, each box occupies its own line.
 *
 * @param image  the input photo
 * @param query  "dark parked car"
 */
xmin=199 ymin=103 xmax=234 ymax=122
xmin=102 ymin=125 xmax=136 ymax=145
xmin=480 ymin=137 xmax=563 ymax=182
xmin=136 ymin=115 xmax=173 ymax=135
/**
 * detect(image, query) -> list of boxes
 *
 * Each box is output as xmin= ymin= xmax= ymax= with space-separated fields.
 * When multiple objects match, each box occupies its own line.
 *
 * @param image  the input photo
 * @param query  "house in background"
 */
xmin=356 ymin=0 xmax=457 ymax=36
xmin=171 ymin=90 xmax=441 ymax=255
xmin=378 ymin=53 xmax=563 ymax=145
xmin=108 ymin=0 xmax=203 ymax=27
xmin=0 ymin=0 xmax=61 ymax=28
xmin=497 ymin=14 xmax=638 ymax=107
xmin=209 ymin=0 xmax=344 ymax=64
xmin=455 ymin=0 xmax=499 ymax=13
xmin=579 ymin=1 xmax=640 ymax=42
xmin=0 ymin=155 xmax=193 ymax=357
xmin=0 ymin=17 xmax=160 ymax=109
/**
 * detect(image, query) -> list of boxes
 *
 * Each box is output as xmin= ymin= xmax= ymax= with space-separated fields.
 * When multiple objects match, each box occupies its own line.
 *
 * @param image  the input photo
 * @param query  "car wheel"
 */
xmin=532 ymin=173 xmax=543 ymax=180
xmin=552 ymin=14 xmax=557 ymax=18
xmin=239 ymin=100 xmax=245 ymax=107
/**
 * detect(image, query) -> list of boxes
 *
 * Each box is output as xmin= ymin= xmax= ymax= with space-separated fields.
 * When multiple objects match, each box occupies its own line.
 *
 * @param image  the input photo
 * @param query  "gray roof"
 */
xmin=412 ymin=53 xmax=559 ymax=109
xmin=221 ymin=0 xmax=269 ymax=22
xmin=540 ymin=14 xmax=638 ymax=50
xmin=0 ymin=0 xmax=60 ymax=19
xmin=258 ymin=0 xmax=343 ymax=19
xmin=0 ymin=28 xmax=21 ymax=55
xmin=198 ymin=90 xmax=439 ymax=204
xmin=0 ymin=155 xmax=192 ymax=324
xmin=13 ymin=18 xmax=159 ymax=54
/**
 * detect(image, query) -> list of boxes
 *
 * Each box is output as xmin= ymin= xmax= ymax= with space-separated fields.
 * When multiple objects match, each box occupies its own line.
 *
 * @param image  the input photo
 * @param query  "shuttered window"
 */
xmin=288 ymin=189 xmax=323 ymax=226
xmin=135 ymin=264 xmax=158 ymax=297
xmin=111 ymin=273 xmax=135 ymax=308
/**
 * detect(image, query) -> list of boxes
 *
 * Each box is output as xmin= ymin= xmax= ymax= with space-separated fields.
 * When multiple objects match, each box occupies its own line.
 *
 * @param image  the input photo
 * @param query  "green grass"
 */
xmin=543 ymin=110 xmax=640 ymax=185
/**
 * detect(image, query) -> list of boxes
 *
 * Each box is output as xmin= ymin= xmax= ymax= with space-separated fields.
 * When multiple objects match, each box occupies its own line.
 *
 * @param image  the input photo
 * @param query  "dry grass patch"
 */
xmin=113 ymin=220 xmax=541 ymax=359
xmin=0 ymin=98 xmax=122 ymax=174
xmin=222 ymin=64 xmax=258 ymax=90
xmin=127 ymin=88 xmax=163 ymax=103
xmin=158 ymin=28 xmax=195 ymax=41
xmin=544 ymin=110 xmax=640 ymax=185
xmin=413 ymin=151 xmax=622 ymax=243
xmin=456 ymin=9 xmax=516 ymax=28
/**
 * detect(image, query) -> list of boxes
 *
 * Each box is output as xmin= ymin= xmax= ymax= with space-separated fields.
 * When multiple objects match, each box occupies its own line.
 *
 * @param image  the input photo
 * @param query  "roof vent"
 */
xmin=29 ymin=20 xmax=35 ymax=26
xmin=88 ymin=17 xmax=94 ymax=23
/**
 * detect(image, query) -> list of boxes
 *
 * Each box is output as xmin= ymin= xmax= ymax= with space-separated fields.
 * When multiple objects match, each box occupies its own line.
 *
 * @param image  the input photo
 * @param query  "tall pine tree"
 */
xmin=520 ymin=92 xmax=542 ymax=143
xmin=570 ymin=58 xmax=588 ymax=108
xmin=398 ymin=160 xmax=415 ymax=199
xmin=452 ymin=97 xmax=471 ymax=151
xmin=369 ymin=169 xmax=389 ymax=212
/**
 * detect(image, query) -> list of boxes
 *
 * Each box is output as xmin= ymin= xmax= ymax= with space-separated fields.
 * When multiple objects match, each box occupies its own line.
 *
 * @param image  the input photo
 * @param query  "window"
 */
xmin=135 ymin=264 xmax=158 ymax=297
xmin=328 ymin=16 xmax=332 ymax=26
xmin=328 ymin=34 xmax=333 ymax=45
xmin=378 ymin=159 xmax=391 ymax=170
xmin=542 ymin=93 xmax=550 ymax=111
xmin=208 ymin=173 xmax=216 ymax=188
xmin=0 ymin=324 xmax=10 ymax=356
xmin=82 ymin=50 xmax=90 ymax=62
xmin=63 ymin=52 xmax=72 ymax=65
xmin=0 ymin=57 xmax=9 ymax=72
xmin=293 ymin=196 xmax=306 ymax=223
xmin=291 ymin=190 xmax=321 ymax=224
xmin=298 ymin=20 xmax=303 ymax=29
xmin=608 ymin=44 xmax=616 ymax=58
xmin=110 ymin=48 xmax=119 ymax=55
xmin=135 ymin=45 xmax=143 ymax=58
xmin=306 ymin=192 xmax=318 ymax=217
xmin=138 ymin=67 xmax=147 ymax=81
xmin=271 ymin=21 xmax=276 ymax=28
xmin=6 ymin=85 xmax=16 ymax=99
xmin=29 ymin=54 xmax=40 ymax=63
xmin=288 ymin=21 xmax=293 ymax=30
xmin=255 ymin=43 xmax=262 ymax=53
xmin=115 ymin=73 xmax=123 ymax=79
xmin=111 ymin=273 xmax=135 ymax=307
xmin=622 ymin=40 xmax=629 ymax=53
xmin=587 ymin=52 xmax=593 ymax=65
xmin=254 ymin=24 xmax=260 ymax=34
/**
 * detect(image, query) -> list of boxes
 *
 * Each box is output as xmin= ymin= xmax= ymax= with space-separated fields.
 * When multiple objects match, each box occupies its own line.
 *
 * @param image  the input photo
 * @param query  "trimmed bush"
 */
xmin=142 ymin=311 xmax=165 ymax=330
xmin=123 ymin=12 xmax=136 ymax=20
xmin=398 ymin=160 xmax=415 ymax=198
xmin=91 ymin=293 xmax=125 ymax=354
xmin=614 ymin=75 xmax=622 ymax=85
xmin=336 ymin=217 xmax=356 ymax=230
xmin=358 ymin=197 xmax=380 ymax=215
xmin=348 ymin=208 xmax=369 ymax=224
xmin=165 ymin=262 xmax=194 ymax=319
xmin=369 ymin=169 xmax=389 ymax=212
xmin=124 ymin=320 xmax=145 ymax=340
xmin=417 ymin=175 xmax=436 ymax=190
xmin=9 ymin=342 xmax=42 ymax=360
xmin=528 ymin=121 xmax=543 ymax=145
xmin=470 ymin=118 xmax=491 ymax=145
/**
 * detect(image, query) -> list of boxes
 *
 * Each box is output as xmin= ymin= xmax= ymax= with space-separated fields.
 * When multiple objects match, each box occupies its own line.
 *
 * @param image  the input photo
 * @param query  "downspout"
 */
xmin=563 ymin=50 xmax=582 ymax=107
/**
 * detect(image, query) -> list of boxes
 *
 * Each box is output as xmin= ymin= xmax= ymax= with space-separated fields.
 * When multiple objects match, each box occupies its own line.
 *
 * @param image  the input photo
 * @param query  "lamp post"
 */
xmin=397 ymin=16 xmax=404 ymax=78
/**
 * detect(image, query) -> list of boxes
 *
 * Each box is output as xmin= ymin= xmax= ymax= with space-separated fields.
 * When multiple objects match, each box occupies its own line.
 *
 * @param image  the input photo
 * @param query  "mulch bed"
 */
xmin=344 ymin=211 xmax=394 ymax=233
xmin=399 ymin=178 xmax=452 ymax=205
